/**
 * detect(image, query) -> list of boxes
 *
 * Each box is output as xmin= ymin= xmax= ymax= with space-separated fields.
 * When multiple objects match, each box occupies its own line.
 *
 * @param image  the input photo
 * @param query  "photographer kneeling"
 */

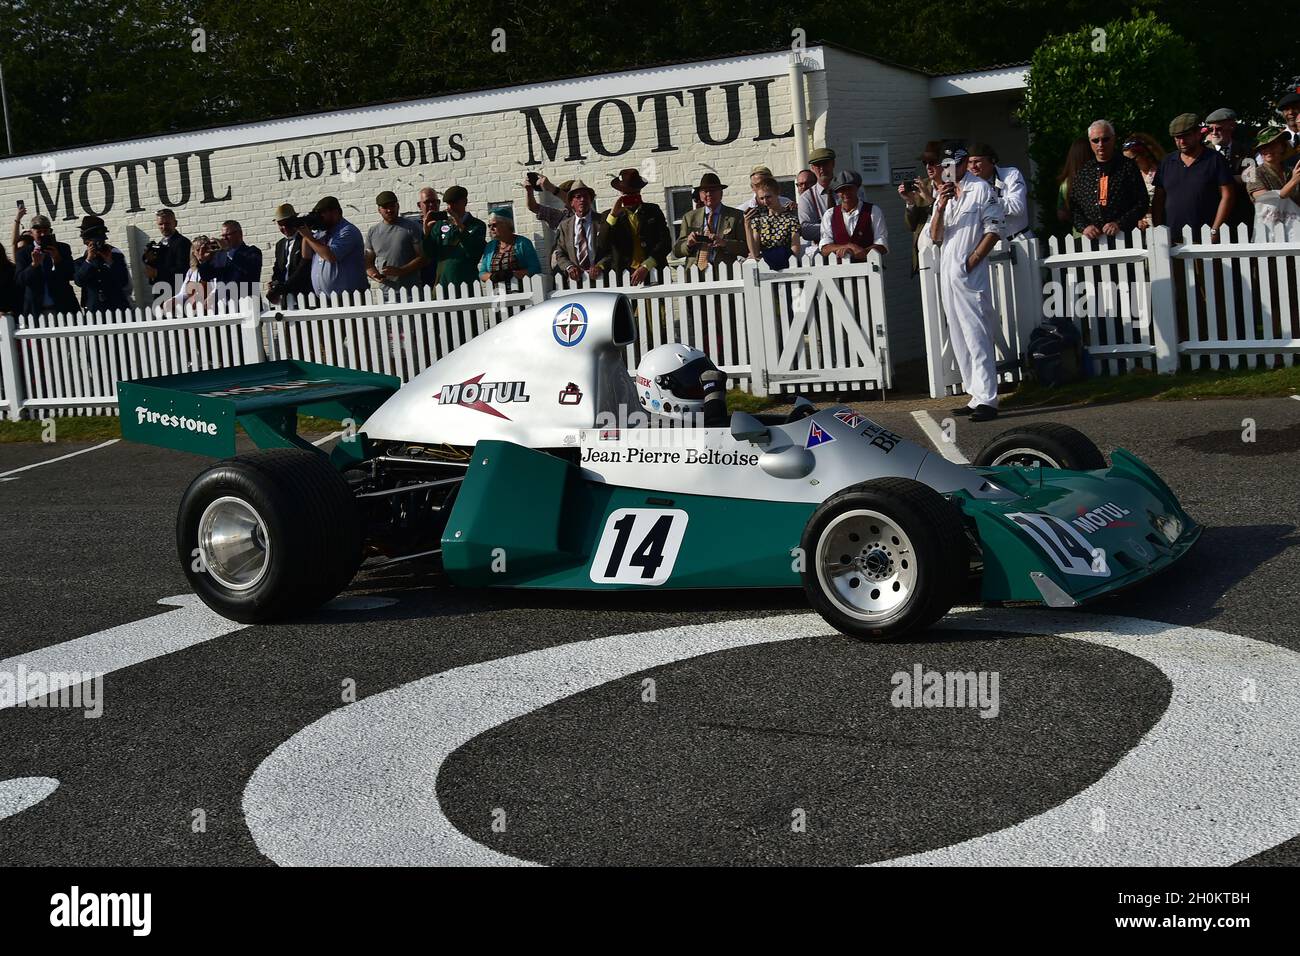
xmin=73 ymin=216 xmax=131 ymax=312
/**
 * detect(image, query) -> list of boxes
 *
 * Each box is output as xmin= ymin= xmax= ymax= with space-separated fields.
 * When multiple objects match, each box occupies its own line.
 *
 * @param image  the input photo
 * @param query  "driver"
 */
xmin=635 ymin=344 xmax=728 ymax=426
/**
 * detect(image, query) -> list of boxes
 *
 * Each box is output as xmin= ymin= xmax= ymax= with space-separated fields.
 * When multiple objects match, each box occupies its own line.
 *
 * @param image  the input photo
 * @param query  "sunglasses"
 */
xmin=1090 ymin=136 xmax=1114 ymax=144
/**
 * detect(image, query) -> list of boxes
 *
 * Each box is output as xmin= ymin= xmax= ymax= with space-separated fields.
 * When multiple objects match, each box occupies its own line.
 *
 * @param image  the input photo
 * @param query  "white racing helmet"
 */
xmin=635 ymin=343 xmax=717 ymax=419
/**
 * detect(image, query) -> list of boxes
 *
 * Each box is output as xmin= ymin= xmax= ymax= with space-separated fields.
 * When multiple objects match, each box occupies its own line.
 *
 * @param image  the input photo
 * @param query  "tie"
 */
xmin=576 ymin=218 xmax=589 ymax=269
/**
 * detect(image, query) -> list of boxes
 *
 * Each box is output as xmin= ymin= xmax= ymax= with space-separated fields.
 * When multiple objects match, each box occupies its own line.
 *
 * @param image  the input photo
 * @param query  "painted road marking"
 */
xmin=0 ymin=777 xmax=59 ymax=822
xmin=910 ymin=410 xmax=968 ymax=464
xmin=0 ymin=439 xmax=119 ymax=481
xmin=243 ymin=609 xmax=1300 ymax=867
xmin=0 ymin=593 xmax=400 ymax=711
xmin=874 ymin=609 xmax=1300 ymax=866
xmin=0 ymin=595 xmax=249 ymax=711
xmin=243 ymin=615 xmax=827 ymax=866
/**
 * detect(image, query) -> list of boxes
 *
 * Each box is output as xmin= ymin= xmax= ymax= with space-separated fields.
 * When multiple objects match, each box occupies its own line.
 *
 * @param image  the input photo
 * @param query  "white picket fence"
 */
xmin=0 ymin=255 xmax=892 ymax=419
xmin=922 ymin=224 xmax=1300 ymax=398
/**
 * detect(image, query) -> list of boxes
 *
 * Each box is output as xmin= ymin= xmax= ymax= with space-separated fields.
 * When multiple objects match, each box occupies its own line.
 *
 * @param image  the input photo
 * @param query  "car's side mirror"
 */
xmin=730 ymin=412 xmax=771 ymax=444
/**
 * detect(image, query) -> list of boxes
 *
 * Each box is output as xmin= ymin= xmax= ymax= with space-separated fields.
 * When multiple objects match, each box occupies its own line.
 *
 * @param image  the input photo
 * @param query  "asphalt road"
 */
xmin=1 ymin=395 xmax=1298 ymax=866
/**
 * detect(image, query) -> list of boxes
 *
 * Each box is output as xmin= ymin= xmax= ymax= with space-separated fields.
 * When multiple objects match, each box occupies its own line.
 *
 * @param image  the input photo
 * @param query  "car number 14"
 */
xmin=589 ymin=509 xmax=689 ymax=586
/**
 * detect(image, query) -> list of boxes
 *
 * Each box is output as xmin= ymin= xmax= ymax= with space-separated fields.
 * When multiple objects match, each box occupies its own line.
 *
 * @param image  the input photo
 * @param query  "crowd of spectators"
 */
xmin=5 ymin=85 xmax=1300 ymax=322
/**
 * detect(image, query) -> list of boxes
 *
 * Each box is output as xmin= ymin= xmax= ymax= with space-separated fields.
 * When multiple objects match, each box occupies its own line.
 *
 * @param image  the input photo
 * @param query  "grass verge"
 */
xmin=1004 ymin=364 xmax=1300 ymax=408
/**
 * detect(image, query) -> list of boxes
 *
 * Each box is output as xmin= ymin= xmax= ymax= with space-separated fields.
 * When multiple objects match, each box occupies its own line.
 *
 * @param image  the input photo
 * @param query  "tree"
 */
xmin=1019 ymin=13 xmax=1197 ymax=235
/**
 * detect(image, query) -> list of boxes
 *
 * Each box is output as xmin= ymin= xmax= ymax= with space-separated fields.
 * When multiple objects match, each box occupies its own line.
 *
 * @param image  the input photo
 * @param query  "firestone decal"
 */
xmin=433 ymin=373 xmax=530 ymax=420
xmin=553 ymin=302 xmax=588 ymax=347
xmin=135 ymin=406 xmax=218 ymax=436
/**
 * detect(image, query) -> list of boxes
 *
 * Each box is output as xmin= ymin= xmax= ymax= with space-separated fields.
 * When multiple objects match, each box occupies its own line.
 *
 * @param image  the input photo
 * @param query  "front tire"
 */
xmin=973 ymin=422 xmax=1106 ymax=470
xmin=178 ymin=449 xmax=362 ymax=623
xmin=800 ymin=478 xmax=969 ymax=640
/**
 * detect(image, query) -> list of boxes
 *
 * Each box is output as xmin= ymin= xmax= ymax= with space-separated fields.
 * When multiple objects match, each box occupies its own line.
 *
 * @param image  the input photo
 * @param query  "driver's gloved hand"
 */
xmin=700 ymin=370 xmax=728 ymax=427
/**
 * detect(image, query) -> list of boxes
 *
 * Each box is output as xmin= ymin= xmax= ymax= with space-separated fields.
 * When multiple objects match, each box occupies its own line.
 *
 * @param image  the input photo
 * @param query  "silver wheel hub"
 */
xmin=816 ymin=509 xmax=917 ymax=622
xmin=991 ymin=446 xmax=1060 ymax=468
xmin=198 ymin=496 xmax=271 ymax=591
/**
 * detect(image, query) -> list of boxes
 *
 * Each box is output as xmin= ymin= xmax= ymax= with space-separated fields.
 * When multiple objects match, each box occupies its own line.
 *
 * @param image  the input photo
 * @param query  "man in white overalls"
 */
xmin=929 ymin=144 xmax=1006 ymax=422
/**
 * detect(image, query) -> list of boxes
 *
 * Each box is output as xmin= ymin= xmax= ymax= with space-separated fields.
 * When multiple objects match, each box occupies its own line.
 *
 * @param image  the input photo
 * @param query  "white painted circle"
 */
xmin=243 ymin=609 xmax=1300 ymax=866
xmin=0 ymin=777 xmax=60 ymax=821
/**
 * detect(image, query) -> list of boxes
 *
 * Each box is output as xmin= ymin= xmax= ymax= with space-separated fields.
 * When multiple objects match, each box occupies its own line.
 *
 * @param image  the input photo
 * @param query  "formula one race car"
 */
xmin=117 ymin=292 xmax=1199 ymax=639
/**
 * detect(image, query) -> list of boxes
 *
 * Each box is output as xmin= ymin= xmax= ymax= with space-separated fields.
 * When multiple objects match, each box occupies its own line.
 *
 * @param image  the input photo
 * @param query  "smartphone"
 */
xmin=526 ymin=172 xmax=540 ymax=188
xmin=17 ymin=199 xmax=25 ymax=211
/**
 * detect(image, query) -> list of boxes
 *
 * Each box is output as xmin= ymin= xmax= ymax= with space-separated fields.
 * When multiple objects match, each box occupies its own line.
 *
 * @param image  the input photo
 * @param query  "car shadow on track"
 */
xmin=279 ymin=559 xmax=1025 ymax=647
xmin=1091 ymin=522 xmax=1297 ymax=629
xmin=301 ymin=522 xmax=1298 ymax=640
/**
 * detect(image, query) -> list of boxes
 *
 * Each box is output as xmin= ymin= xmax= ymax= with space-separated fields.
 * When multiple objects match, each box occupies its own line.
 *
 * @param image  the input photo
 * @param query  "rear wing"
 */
xmin=117 ymin=360 xmax=400 ymax=458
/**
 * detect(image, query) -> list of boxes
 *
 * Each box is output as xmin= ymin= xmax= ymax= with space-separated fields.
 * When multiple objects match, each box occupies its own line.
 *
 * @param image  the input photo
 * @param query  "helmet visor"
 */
xmin=657 ymin=355 xmax=714 ymax=400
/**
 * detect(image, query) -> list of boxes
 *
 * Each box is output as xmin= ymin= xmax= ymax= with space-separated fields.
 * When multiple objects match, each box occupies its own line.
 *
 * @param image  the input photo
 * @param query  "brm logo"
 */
xmin=434 ymin=373 xmax=530 ymax=420
xmin=1072 ymin=502 xmax=1134 ymax=534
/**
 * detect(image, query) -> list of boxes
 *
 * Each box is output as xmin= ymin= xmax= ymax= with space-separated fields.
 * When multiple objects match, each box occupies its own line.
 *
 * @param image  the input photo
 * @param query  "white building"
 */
xmin=0 ymin=44 xmax=1028 ymax=363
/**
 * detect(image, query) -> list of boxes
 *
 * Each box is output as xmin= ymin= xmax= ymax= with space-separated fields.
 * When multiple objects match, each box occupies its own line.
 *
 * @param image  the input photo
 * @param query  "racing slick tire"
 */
xmin=177 ymin=449 xmax=363 ymax=624
xmin=800 ymin=477 xmax=969 ymax=640
xmin=973 ymin=422 xmax=1107 ymax=470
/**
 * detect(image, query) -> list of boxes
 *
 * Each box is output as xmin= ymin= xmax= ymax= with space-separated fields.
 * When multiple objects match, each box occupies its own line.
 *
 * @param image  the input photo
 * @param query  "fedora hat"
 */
xmin=610 ymin=168 xmax=648 ymax=193
xmin=695 ymin=172 xmax=727 ymax=191
xmin=566 ymin=178 xmax=597 ymax=202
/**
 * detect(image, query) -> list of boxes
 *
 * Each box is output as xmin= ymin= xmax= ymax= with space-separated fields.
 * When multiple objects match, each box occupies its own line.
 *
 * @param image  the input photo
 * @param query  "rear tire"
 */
xmin=973 ymin=423 xmax=1106 ymax=470
xmin=800 ymin=478 xmax=969 ymax=640
xmin=177 ymin=449 xmax=362 ymax=623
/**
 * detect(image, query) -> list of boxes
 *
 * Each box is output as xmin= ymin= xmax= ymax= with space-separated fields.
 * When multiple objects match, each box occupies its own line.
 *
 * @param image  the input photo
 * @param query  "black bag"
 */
xmin=1026 ymin=317 xmax=1083 ymax=387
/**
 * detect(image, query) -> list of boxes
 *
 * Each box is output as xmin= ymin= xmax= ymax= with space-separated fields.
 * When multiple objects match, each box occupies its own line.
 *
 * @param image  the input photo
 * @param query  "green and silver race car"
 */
xmin=116 ymin=292 xmax=1200 ymax=639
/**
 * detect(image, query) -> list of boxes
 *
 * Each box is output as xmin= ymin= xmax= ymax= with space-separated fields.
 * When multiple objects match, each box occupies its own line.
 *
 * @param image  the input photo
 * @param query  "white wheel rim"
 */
xmin=815 ymin=509 xmax=917 ymax=622
xmin=989 ymin=446 xmax=1062 ymax=468
xmin=198 ymin=496 xmax=271 ymax=592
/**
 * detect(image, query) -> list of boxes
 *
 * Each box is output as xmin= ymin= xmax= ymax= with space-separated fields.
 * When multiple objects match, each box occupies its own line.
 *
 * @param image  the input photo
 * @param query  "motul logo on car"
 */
xmin=135 ymin=406 xmax=218 ymax=436
xmin=434 ymin=373 xmax=530 ymax=420
xmin=1072 ymin=502 xmax=1133 ymax=534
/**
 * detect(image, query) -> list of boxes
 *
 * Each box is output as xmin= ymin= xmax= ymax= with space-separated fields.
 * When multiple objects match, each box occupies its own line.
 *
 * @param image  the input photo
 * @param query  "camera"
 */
xmin=143 ymin=239 xmax=165 ymax=266
xmin=526 ymin=172 xmax=540 ymax=189
xmin=281 ymin=212 xmax=326 ymax=231
xmin=82 ymin=226 xmax=109 ymax=252
xmin=900 ymin=179 xmax=917 ymax=194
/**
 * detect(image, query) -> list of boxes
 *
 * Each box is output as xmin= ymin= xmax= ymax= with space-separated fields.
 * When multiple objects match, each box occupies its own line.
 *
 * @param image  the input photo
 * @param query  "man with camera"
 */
xmin=73 ymin=215 xmax=132 ymax=312
xmin=14 ymin=213 xmax=79 ymax=316
xmin=672 ymin=173 xmax=745 ymax=269
xmin=606 ymin=168 xmax=672 ymax=285
xmin=423 ymin=185 xmax=486 ymax=288
xmin=267 ymin=203 xmax=314 ymax=305
xmin=299 ymin=196 xmax=366 ymax=296
xmin=929 ymin=144 xmax=1005 ymax=423
xmin=196 ymin=220 xmax=263 ymax=306
xmin=142 ymin=208 xmax=192 ymax=305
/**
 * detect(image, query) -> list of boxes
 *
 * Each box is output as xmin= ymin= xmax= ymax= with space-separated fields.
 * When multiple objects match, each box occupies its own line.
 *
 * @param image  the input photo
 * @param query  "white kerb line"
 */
xmin=909 ymin=410 xmax=968 ymax=464
xmin=0 ymin=439 xmax=120 ymax=480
